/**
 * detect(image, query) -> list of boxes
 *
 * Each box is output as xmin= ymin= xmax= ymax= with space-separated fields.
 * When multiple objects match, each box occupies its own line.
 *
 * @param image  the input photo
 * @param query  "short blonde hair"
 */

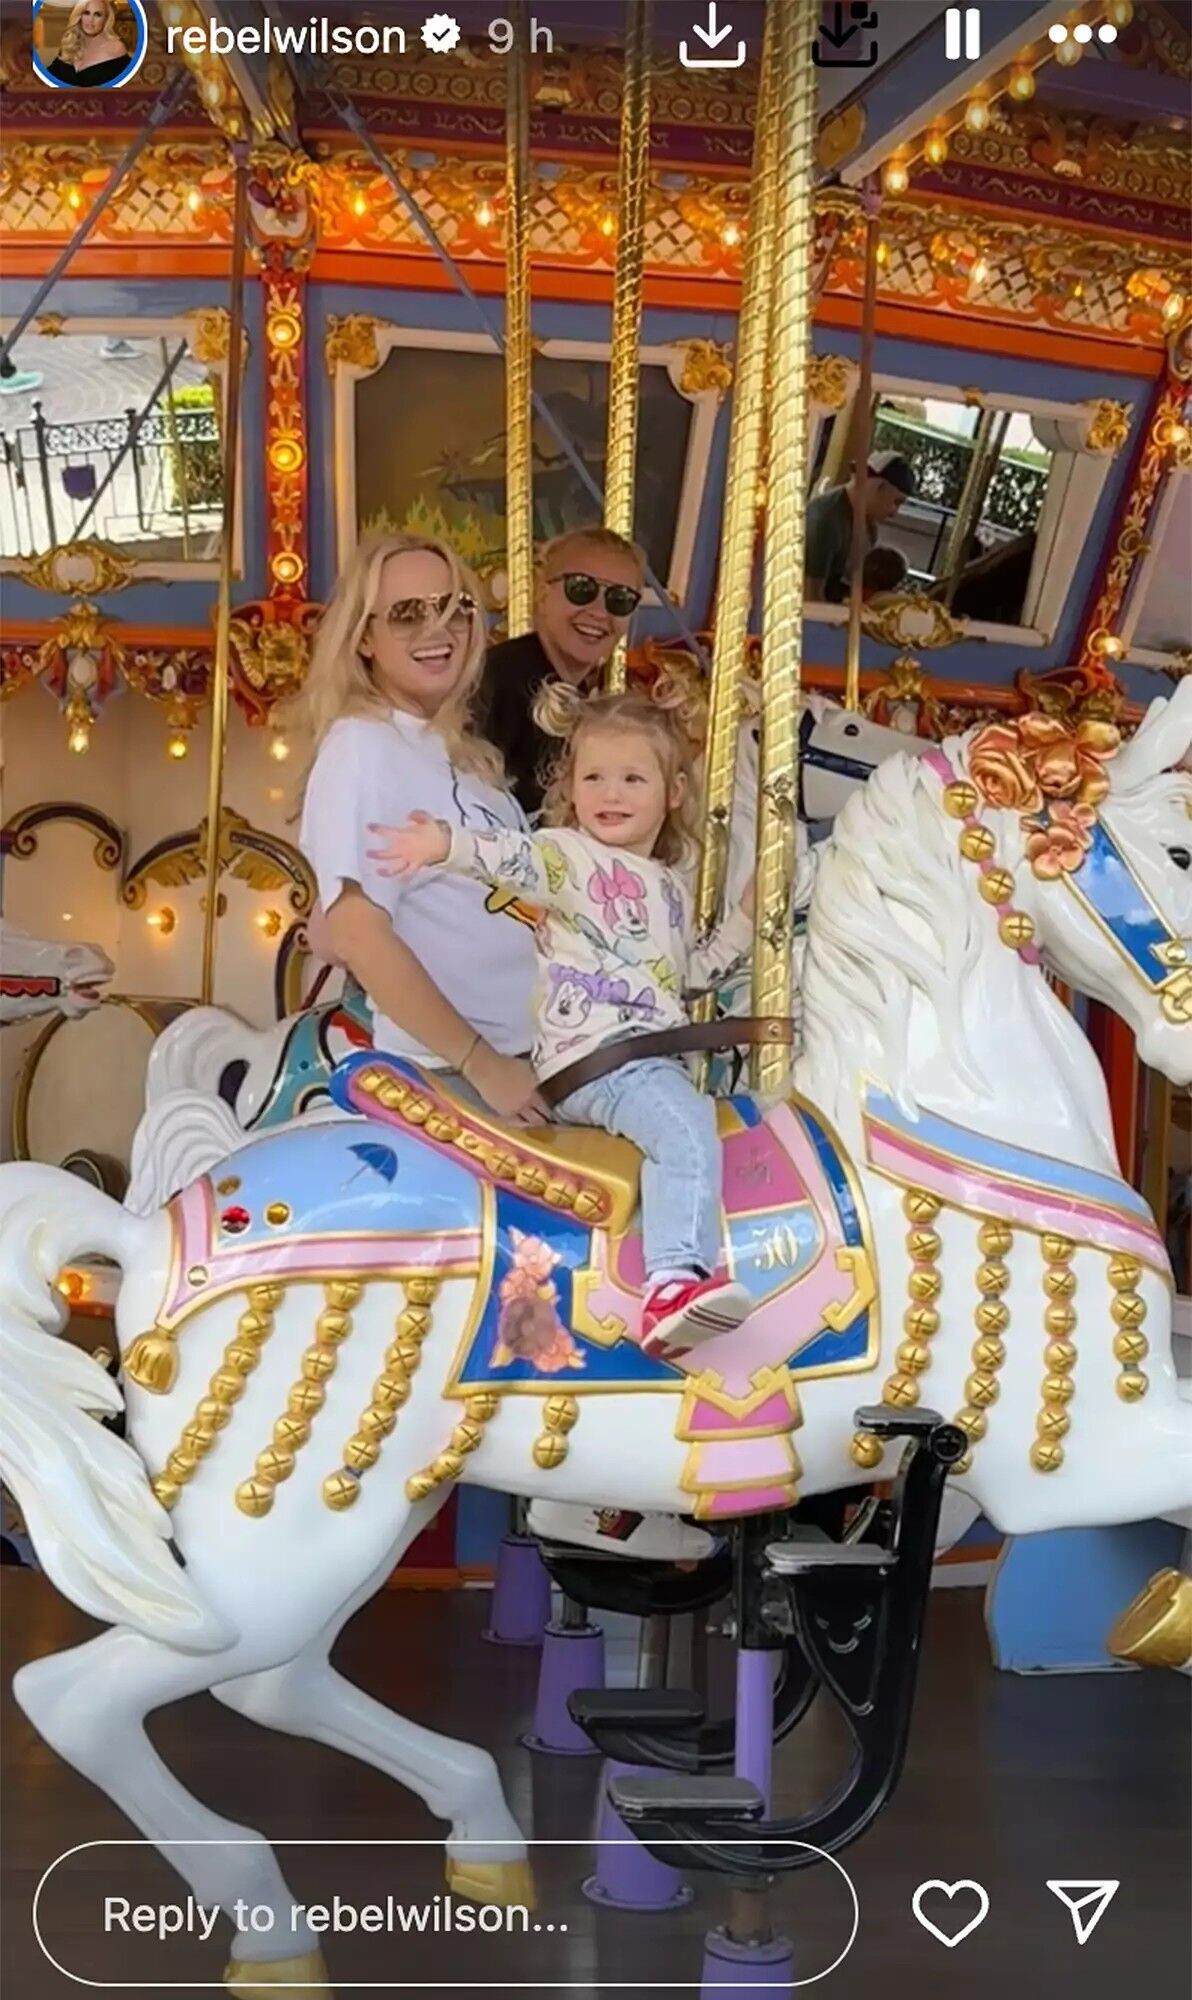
xmin=287 ymin=530 xmax=502 ymax=803
xmin=60 ymin=0 xmax=120 ymax=61
xmin=538 ymin=527 xmax=646 ymax=586
xmin=534 ymin=684 xmax=701 ymax=867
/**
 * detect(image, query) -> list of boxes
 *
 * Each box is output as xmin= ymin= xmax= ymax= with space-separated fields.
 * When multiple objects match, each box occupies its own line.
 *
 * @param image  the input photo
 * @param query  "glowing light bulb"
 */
xmin=923 ymin=132 xmax=949 ymax=167
xmin=875 ymin=239 xmax=890 ymax=267
xmin=255 ymin=908 xmax=283 ymax=939
xmin=721 ymin=220 xmax=741 ymax=247
xmin=68 ymin=722 xmax=90 ymax=755
xmin=1101 ymin=635 xmax=1125 ymax=659
xmin=146 ymin=907 xmax=176 ymax=936
xmin=186 ymin=188 xmax=203 ymax=214
xmin=167 ymin=732 xmax=189 ymax=760
xmin=1106 ymin=0 xmax=1133 ymax=24
xmin=1008 ymin=65 xmax=1036 ymax=101
xmin=65 ymin=184 xmax=83 ymax=211
xmin=475 ymin=199 xmax=495 ymax=228
xmin=269 ymin=734 xmax=291 ymax=763
xmin=964 ymin=98 xmax=992 ymax=134
xmin=352 ymin=192 xmax=368 ymax=218
xmin=1162 ymin=291 xmax=1185 ymax=325
xmin=600 ymin=212 xmax=616 ymax=238
xmin=1054 ymin=32 xmax=1083 ymax=64
xmin=971 ymin=256 xmax=990 ymax=286
xmin=883 ymin=159 xmax=910 ymax=195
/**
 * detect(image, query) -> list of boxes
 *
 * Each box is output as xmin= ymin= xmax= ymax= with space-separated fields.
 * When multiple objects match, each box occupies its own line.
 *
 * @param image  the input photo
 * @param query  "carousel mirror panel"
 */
xmin=0 ymin=315 xmax=240 ymax=579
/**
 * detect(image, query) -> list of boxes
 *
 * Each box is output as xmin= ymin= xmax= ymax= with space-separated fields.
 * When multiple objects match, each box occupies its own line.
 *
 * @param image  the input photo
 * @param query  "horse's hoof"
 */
xmin=1107 ymin=1567 xmax=1192 ymax=1671
xmin=445 ymin=1856 xmax=537 ymax=1910
xmin=224 ymin=1948 xmax=333 ymax=1996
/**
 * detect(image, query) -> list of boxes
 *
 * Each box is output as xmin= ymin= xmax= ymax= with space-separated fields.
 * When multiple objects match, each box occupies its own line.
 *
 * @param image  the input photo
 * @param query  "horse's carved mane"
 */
xmin=799 ymin=743 xmax=992 ymax=1118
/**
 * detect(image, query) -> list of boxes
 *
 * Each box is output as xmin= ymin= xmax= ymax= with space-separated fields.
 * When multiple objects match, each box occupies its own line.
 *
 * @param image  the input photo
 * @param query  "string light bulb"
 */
xmin=65 ymin=183 xmax=83 ymax=211
xmin=255 ymin=908 xmax=283 ymax=939
xmin=599 ymin=211 xmax=616 ymax=238
xmin=269 ymin=734 xmax=291 ymax=763
xmin=1162 ymin=291 xmax=1186 ymax=325
xmin=721 ymin=220 xmax=741 ymax=247
xmin=166 ymin=731 xmax=189 ymax=761
xmin=923 ymin=132 xmax=949 ymax=167
xmin=971 ymin=255 xmax=990 ymax=286
xmin=186 ymin=188 xmax=203 ymax=214
xmin=1007 ymin=65 xmax=1036 ymax=102
xmin=1106 ymin=0 xmax=1133 ymax=22
xmin=146 ymin=907 xmax=176 ymax=936
xmin=1053 ymin=31 xmax=1083 ymax=65
xmin=882 ymin=158 xmax=910 ymax=195
xmin=964 ymin=97 xmax=992 ymax=133
xmin=475 ymin=198 xmax=495 ymax=228
xmin=352 ymin=191 xmax=368 ymax=218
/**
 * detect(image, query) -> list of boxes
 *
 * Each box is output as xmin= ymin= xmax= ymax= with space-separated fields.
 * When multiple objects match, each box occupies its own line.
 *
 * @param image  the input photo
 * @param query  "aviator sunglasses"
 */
xmin=553 ymin=572 xmax=642 ymax=618
xmin=378 ymin=592 xmax=479 ymax=628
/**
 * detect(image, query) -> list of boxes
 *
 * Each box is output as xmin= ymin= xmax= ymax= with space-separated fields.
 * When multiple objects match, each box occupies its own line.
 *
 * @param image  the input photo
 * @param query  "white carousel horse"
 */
xmin=4 ymin=692 xmax=1190 ymax=1992
xmin=140 ymin=694 xmax=916 ymax=1135
xmin=0 ymin=920 xmax=113 ymax=1025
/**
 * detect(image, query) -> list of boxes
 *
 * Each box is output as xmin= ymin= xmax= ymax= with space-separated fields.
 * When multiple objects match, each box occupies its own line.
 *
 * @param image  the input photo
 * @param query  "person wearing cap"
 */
xmin=478 ymin=526 xmax=647 ymax=817
xmin=804 ymin=451 xmax=916 ymax=605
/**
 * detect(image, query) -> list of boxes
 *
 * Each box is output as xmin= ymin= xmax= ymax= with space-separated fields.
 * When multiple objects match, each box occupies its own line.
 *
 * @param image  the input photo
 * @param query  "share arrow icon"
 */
xmin=1046 ymin=1880 xmax=1120 ymax=1945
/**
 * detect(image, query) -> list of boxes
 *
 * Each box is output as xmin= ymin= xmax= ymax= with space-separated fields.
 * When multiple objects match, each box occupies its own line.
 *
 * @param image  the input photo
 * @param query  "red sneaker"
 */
xmin=641 ymin=1275 xmax=752 ymax=1361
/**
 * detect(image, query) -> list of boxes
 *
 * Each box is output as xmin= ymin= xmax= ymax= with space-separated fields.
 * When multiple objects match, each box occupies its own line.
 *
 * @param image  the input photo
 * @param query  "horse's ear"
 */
xmin=1113 ymin=680 xmax=1192 ymax=789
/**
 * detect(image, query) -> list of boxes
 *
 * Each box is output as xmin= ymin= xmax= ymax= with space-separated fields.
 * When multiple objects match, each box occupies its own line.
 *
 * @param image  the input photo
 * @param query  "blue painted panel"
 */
xmin=455 ymin=1485 xmax=511 ymax=1568
xmin=2 ymin=276 xmax=268 ymax=621
xmin=987 ymin=1521 xmax=1185 ymax=1673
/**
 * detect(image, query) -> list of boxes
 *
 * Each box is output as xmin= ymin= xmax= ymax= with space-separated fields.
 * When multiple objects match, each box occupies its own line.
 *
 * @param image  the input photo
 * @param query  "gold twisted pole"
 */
xmin=200 ymin=147 xmax=250 ymax=1006
xmin=751 ymin=2 xmax=816 ymax=1091
xmin=693 ymin=17 xmax=778 ymax=1026
xmin=503 ymin=10 xmax=534 ymax=637
xmin=843 ymin=180 xmax=881 ymax=714
xmin=604 ymin=0 xmax=652 ymax=690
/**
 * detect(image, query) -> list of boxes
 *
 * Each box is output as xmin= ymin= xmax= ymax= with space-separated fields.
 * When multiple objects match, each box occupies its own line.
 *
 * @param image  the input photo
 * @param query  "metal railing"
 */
xmin=0 ymin=402 xmax=222 ymax=559
xmin=872 ymin=412 xmax=1049 ymax=542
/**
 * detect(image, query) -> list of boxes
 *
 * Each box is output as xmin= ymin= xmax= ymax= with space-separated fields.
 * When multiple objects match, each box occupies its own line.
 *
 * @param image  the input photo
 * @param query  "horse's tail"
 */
xmin=0 ymin=1165 xmax=232 ymax=1651
xmin=144 ymin=1004 xmax=255 ymax=1111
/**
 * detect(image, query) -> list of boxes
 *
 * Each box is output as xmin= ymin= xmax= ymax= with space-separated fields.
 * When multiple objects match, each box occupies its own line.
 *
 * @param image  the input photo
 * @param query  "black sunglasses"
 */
xmin=378 ymin=592 xmax=478 ymax=628
xmin=553 ymin=572 xmax=642 ymax=618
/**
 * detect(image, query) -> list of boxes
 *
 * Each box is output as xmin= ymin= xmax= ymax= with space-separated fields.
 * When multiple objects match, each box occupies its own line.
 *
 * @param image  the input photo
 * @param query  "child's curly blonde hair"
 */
xmin=533 ymin=683 xmax=703 ymax=868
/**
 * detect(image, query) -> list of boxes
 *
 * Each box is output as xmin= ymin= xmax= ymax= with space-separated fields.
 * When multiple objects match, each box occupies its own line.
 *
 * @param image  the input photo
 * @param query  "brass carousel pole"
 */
xmin=604 ymin=0 xmax=652 ymax=691
xmin=199 ymin=149 xmax=250 ymax=1006
xmin=843 ymin=180 xmax=881 ymax=714
xmin=751 ymin=2 xmax=816 ymax=1091
xmin=504 ymin=11 xmax=535 ymax=637
xmin=693 ymin=18 xmax=778 ymax=1022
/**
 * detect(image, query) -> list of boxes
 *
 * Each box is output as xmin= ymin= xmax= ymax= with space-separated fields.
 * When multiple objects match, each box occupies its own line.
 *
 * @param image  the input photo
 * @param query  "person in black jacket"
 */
xmin=45 ymin=0 xmax=132 ymax=86
xmin=478 ymin=527 xmax=646 ymax=816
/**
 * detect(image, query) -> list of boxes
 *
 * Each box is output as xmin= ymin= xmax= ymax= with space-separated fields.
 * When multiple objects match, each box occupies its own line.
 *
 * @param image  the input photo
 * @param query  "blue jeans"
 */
xmin=555 ymin=1059 xmax=721 ymax=1277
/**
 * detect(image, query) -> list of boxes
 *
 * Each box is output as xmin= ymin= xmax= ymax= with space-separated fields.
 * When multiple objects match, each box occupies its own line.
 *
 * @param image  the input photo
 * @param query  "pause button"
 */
xmin=945 ymin=7 xmax=981 ymax=59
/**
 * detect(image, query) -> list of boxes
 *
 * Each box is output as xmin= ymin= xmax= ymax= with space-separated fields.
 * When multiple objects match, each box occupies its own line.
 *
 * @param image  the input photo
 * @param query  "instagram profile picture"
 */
xmin=32 ymin=0 xmax=148 ymax=90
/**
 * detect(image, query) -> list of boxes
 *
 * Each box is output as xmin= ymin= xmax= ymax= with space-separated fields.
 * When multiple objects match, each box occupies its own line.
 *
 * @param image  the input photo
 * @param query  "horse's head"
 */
xmin=953 ymin=685 xmax=1192 ymax=1085
xmin=0 ymin=922 xmax=114 ymax=1025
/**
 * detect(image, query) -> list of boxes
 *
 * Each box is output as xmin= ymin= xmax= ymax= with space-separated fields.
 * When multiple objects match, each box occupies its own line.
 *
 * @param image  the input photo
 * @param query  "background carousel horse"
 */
xmin=2 ymin=690 xmax=1191 ymax=1992
xmin=0 ymin=919 xmax=113 ymax=1025
xmin=141 ymin=692 xmax=916 ymax=1137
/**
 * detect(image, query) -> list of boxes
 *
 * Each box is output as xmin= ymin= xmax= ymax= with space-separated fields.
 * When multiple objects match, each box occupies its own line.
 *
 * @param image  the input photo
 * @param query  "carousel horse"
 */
xmin=141 ymin=693 xmax=917 ymax=1136
xmin=4 ymin=693 xmax=1190 ymax=1993
xmin=0 ymin=920 xmax=113 ymax=1025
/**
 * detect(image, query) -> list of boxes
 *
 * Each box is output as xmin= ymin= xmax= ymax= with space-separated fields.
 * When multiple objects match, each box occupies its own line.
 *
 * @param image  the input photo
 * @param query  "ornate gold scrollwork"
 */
xmin=324 ymin=313 xmax=382 ymax=374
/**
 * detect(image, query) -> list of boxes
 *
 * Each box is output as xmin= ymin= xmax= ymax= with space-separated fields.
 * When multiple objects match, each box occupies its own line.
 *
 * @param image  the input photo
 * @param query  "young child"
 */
xmin=369 ymin=688 xmax=753 ymax=1363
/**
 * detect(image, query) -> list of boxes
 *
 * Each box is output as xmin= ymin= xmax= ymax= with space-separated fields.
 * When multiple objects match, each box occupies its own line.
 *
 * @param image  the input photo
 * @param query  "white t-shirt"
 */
xmin=300 ymin=710 xmax=536 ymax=1065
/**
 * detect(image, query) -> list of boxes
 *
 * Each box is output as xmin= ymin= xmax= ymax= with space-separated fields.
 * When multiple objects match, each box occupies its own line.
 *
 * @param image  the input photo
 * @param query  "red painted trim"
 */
xmin=1088 ymin=1004 xmax=1140 ymax=1180
xmin=1 ymin=622 xmax=214 ymax=646
xmin=308 ymin=248 xmax=742 ymax=311
xmin=0 ymin=247 xmax=236 ymax=279
xmin=815 ymin=295 xmax=1164 ymax=376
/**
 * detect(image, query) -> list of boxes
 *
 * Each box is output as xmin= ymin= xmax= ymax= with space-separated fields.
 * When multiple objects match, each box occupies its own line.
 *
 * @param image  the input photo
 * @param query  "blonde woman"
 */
xmin=295 ymin=531 xmax=540 ymax=1121
xmin=47 ymin=0 xmax=132 ymax=85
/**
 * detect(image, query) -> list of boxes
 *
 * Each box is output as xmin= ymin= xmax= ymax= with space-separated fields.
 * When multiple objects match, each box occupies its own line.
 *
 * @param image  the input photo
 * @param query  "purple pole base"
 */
xmin=735 ymin=1649 xmax=779 ymax=1809
xmin=582 ymin=1760 xmax=693 ymax=1911
xmin=700 ymin=1926 xmax=795 ymax=1996
xmin=520 ymin=1621 xmax=605 ymax=1756
xmin=482 ymin=1535 xmax=552 ymax=1647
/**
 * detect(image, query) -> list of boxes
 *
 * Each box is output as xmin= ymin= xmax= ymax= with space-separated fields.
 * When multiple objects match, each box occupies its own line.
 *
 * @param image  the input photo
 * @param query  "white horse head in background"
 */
xmin=0 ymin=921 xmax=114 ymax=1025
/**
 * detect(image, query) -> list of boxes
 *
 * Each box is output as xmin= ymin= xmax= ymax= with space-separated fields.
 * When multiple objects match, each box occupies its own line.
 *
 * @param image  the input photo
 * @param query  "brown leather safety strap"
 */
xmin=538 ymin=1018 xmax=794 ymax=1109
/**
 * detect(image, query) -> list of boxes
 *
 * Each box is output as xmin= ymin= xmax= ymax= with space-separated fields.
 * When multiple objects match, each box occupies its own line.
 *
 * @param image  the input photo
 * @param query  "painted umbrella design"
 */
xmin=343 ymin=1142 xmax=399 ymax=1188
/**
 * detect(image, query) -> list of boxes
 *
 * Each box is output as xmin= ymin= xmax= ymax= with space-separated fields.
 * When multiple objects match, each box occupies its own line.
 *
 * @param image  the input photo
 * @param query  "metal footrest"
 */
xmin=853 ymin=1404 xmax=944 ymax=1439
xmin=764 ymin=1542 xmax=892 ymax=1576
xmin=610 ymin=1774 xmax=765 ymax=1826
xmin=569 ymin=1688 xmax=705 ymax=1732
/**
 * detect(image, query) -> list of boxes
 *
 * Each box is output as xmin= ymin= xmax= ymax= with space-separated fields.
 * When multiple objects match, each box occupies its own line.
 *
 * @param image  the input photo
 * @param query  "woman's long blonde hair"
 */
xmin=534 ymin=684 xmax=702 ymax=867
xmin=287 ymin=530 xmax=503 ymax=802
xmin=60 ymin=0 xmax=120 ymax=62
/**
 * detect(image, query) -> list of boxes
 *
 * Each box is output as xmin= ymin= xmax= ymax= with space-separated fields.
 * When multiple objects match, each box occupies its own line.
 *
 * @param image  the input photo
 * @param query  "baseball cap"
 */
xmin=867 ymin=451 xmax=916 ymax=498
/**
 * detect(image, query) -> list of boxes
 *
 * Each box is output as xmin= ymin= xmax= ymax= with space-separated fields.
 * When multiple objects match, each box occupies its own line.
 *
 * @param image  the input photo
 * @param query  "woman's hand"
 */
xmin=367 ymin=811 xmax=450 ymax=877
xmin=465 ymin=1046 xmax=547 ymax=1124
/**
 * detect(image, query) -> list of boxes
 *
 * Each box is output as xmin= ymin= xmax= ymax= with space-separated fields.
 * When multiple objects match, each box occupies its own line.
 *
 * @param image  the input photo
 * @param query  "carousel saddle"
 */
xmin=332 ymin=1052 xmax=696 ymax=1236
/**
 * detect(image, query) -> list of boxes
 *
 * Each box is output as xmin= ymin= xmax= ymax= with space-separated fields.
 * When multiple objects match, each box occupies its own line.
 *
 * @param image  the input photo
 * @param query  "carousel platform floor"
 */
xmin=3 ymin=1571 xmax=1187 ymax=1998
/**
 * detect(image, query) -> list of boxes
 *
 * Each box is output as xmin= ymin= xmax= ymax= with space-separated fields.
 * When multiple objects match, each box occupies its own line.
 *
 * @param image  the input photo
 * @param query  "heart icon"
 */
xmin=911 ymin=1879 xmax=990 ymax=1948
